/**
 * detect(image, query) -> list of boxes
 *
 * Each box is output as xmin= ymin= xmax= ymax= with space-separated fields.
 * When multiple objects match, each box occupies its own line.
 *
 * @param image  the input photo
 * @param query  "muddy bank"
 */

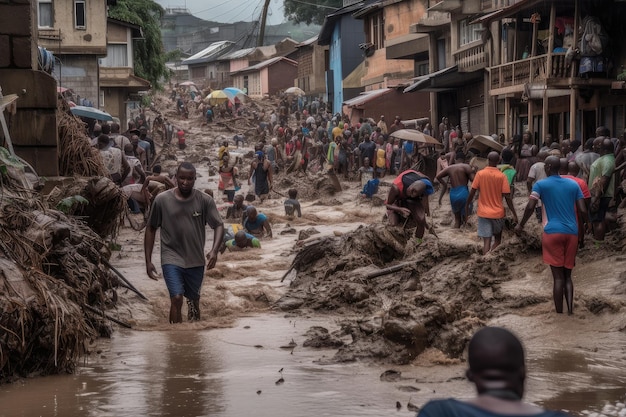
xmin=276 ymin=215 xmax=626 ymax=364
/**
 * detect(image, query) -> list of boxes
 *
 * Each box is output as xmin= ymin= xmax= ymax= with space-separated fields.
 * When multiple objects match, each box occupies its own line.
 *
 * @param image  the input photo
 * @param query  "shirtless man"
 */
xmin=226 ymin=194 xmax=248 ymax=223
xmin=385 ymin=170 xmax=434 ymax=244
xmin=436 ymin=152 xmax=475 ymax=228
xmin=141 ymin=164 xmax=175 ymax=200
xmin=418 ymin=327 xmax=571 ymax=417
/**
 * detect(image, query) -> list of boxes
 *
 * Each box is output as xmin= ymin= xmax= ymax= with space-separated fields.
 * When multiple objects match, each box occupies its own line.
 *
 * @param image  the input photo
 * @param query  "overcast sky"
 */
xmin=155 ymin=0 xmax=286 ymax=25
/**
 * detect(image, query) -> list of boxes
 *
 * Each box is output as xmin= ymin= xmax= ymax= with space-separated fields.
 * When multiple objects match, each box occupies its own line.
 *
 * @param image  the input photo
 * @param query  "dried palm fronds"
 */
xmin=0 ymin=150 xmax=121 ymax=383
xmin=56 ymin=98 xmax=107 ymax=177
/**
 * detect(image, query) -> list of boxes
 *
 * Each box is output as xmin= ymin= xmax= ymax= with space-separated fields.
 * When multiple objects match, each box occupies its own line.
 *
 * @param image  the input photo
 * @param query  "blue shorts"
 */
xmin=162 ymin=264 xmax=205 ymax=300
xmin=477 ymin=217 xmax=504 ymax=238
xmin=449 ymin=185 xmax=469 ymax=214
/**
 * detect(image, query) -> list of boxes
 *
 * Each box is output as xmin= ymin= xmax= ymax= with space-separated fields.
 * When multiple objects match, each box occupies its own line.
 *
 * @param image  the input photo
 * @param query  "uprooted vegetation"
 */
xmin=0 ymin=102 xmax=133 ymax=383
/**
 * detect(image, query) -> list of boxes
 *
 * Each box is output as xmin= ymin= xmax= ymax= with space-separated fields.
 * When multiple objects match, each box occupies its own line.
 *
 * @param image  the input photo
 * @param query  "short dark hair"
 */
xmin=177 ymin=162 xmax=195 ymax=174
xmin=288 ymin=188 xmax=298 ymax=199
xmin=468 ymin=327 xmax=524 ymax=373
xmin=501 ymin=148 xmax=514 ymax=163
xmin=153 ymin=164 xmax=162 ymax=174
xmin=97 ymin=134 xmax=110 ymax=145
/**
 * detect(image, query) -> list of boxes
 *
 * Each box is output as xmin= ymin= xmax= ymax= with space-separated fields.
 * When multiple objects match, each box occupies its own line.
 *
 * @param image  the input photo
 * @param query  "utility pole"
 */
xmin=257 ymin=0 xmax=271 ymax=47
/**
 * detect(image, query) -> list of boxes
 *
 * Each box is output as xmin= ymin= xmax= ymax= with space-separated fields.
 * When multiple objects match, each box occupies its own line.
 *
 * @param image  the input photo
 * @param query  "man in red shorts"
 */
xmin=515 ymin=156 xmax=589 ymax=315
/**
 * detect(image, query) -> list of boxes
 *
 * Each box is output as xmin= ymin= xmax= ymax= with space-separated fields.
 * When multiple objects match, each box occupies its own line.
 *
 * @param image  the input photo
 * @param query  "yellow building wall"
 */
xmin=38 ymin=0 xmax=107 ymax=54
xmin=361 ymin=0 xmax=426 ymax=89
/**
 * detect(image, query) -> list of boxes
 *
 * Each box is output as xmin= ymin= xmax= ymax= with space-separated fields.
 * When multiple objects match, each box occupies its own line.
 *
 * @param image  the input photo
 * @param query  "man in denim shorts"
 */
xmin=466 ymin=152 xmax=518 ymax=255
xmin=145 ymin=162 xmax=224 ymax=323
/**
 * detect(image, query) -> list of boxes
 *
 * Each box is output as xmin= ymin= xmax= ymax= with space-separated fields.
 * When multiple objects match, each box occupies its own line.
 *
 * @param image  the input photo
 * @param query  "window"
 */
xmin=101 ymin=44 xmax=128 ymax=67
xmin=38 ymin=0 xmax=53 ymax=28
xmin=459 ymin=18 xmax=482 ymax=46
xmin=365 ymin=11 xmax=384 ymax=50
xmin=75 ymin=0 xmax=86 ymax=29
xmin=415 ymin=62 xmax=429 ymax=76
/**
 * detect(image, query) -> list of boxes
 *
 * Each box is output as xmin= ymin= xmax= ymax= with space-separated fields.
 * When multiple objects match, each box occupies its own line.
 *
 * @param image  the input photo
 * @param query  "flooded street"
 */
xmin=2 ymin=313 xmax=626 ymax=417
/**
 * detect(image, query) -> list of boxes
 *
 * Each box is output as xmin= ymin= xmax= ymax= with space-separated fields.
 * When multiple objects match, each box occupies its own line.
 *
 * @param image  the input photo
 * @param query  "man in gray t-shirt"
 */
xmin=145 ymin=162 xmax=224 ymax=323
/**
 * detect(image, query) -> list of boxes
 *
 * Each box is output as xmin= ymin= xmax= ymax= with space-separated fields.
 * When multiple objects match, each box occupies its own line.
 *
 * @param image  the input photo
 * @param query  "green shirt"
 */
xmin=588 ymin=153 xmax=615 ymax=198
xmin=225 ymin=233 xmax=261 ymax=251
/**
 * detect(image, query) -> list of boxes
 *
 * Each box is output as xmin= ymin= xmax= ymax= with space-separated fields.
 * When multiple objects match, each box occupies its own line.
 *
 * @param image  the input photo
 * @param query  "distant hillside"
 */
xmin=161 ymin=8 xmax=320 ymax=54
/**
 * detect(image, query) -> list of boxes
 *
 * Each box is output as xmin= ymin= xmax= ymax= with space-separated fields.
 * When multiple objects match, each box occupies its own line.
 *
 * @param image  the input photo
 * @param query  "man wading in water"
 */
xmin=145 ymin=162 xmax=224 ymax=323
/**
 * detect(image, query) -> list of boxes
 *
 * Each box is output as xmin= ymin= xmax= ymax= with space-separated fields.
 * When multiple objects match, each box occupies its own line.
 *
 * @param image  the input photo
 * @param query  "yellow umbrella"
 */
xmin=205 ymin=90 xmax=229 ymax=105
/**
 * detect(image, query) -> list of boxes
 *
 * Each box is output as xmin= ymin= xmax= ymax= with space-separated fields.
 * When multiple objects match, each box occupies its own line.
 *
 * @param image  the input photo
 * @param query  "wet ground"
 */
xmin=3 ymin=98 xmax=626 ymax=415
xmin=1 ymin=313 xmax=625 ymax=417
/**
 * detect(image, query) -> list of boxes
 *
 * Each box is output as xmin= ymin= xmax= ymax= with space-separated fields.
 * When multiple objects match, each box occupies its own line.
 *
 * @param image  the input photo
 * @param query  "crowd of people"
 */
xmin=84 ymin=85 xmax=625 ymax=323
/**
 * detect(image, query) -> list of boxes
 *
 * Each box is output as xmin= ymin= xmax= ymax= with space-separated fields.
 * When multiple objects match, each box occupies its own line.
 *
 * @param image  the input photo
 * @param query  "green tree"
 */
xmin=108 ymin=0 xmax=167 ymax=89
xmin=283 ymin=0 xmax=342 ymax=26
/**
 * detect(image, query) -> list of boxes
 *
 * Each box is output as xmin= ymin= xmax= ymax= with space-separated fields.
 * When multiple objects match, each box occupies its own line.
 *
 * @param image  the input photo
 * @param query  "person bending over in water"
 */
xmin=385 ymin=169 xmax=434 ymax=244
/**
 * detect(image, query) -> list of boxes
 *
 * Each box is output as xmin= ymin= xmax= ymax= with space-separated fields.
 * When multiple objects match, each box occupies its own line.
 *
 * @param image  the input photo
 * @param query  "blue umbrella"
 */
xmin=70 ymin=105 xmax=113 ymax=121
xmin=223 ymin=87 xmax=247 ymax=100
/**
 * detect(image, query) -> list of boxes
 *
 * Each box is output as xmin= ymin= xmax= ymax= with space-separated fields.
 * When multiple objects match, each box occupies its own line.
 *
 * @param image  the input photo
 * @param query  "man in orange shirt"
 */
xmin=466 ymin=152 xmax=518 ymax=255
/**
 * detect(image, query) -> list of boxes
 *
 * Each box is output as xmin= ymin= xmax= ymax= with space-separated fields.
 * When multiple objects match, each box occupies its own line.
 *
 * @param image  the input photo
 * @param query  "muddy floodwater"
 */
xmin=1 ymin=313 xmax=626 ymax=417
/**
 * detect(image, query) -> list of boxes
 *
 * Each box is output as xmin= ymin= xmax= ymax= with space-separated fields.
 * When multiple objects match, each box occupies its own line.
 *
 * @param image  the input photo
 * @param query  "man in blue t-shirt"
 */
xmin=515 ymin=156 xmax=589 ymax=315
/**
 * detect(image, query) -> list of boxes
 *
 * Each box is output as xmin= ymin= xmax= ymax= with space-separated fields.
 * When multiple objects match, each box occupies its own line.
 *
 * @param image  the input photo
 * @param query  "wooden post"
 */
xmin=569 ymin=0 xmax=580 ymax=139
xmin=542 ymin=88 xmax=548 ymax=143
xmin=505 ymin=96 xmax=511 ymax=139
xmin=257 ymin=0 xmax=271 ymax=47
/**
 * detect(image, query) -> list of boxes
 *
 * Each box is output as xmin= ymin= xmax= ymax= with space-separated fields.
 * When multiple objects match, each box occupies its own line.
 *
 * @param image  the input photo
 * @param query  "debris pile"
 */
xmin=0 ymin=103 xmax=129 ymax=383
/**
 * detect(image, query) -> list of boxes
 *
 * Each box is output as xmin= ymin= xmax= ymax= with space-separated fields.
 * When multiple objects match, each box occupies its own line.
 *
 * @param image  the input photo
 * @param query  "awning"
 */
xmin=386 ymin=33 xmax=429 ymax=60
xmin=404 ymin=66 xmax=485 ymax=93
xmin=404 ymin=66 xmax=457 ymax=93
xmin=343 ymin=88 xmax=393 ymax=108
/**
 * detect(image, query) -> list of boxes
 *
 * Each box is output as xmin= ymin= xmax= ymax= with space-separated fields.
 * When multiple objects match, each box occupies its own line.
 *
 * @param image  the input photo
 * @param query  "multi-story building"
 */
xmin=318 ymin=1 xmax=371 ymax=114
xmin=38 ymin=0 xmax=113 ymax=107
xmin=100 ymin=17 xmax=151 ymax=129
xmin=406 ymin=0 xmax=626 ymax=142
xmin=294 ymin=36 xmax=328 ymax=98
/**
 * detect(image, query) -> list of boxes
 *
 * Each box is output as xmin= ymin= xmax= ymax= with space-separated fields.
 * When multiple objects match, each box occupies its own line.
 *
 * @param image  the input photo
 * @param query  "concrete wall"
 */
xmin=361 ymin=0 xmax=426 ymax=88
xmin=267 ymin=61 xmax=298 ymax=96
xmin=297 ymin=44 xmax=327 ymax=95
xmin=344 ymin=89 xmax=430 ymax=127
xmin=0 ymin=0 xmax=58 ymax=176
xmin=38 ymin=0 xmax=108 ymax=55
xmin=55 ymin=54 xmax=99 ymax=106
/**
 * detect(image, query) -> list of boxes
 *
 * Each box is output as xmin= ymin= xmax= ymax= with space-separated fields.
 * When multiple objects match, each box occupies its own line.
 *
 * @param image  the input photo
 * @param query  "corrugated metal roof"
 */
xmin=182 ymin=41 xmax=235 ymax=65
xmin=296 ymin=35 xmax=319 ymax=48
xmin=230 ymin=56 xmax=298 ymax=75
xmin=343 ymin=88 xmax=392 ymax=107
xmin=220 ymin=47 xmax=256 ymax=60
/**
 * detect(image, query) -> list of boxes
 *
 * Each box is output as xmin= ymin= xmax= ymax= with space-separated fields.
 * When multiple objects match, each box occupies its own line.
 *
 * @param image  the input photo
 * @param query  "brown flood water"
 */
xmin=1 ymin=314 xmax=626 ymax=417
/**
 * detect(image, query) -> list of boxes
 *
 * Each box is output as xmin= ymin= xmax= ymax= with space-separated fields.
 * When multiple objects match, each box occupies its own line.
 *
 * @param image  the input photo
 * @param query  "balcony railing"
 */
xmin=489 ymin=53 xmax=576 ymax=91
xmin=454 ymin=43 xmax=486 ymax=72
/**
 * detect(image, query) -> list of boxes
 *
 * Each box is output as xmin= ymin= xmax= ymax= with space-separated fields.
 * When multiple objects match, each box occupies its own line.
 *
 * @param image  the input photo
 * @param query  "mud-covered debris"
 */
xmin=302 ymin=326 xmax=344 ymax=348
xmin=380 ymin=369 xmax=402 ymax=382
xmin=297 ymin=227 xmax=320 ymax=241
